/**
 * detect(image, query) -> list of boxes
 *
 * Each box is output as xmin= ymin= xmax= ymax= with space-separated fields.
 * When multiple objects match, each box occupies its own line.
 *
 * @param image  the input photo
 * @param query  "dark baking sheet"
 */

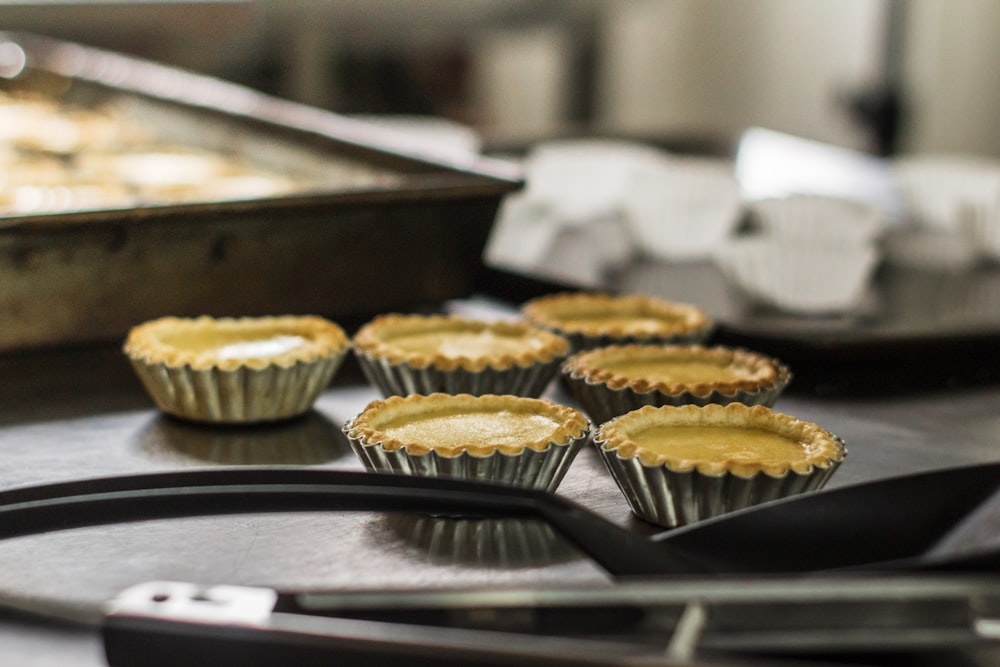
xmin=0 ymin=32 xmax=522 ymax=351
xmin=478 ymin=260 xmax=1000 ymax=395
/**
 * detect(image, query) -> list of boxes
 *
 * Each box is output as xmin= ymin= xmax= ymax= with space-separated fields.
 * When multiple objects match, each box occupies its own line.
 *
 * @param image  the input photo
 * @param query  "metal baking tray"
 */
xmin=0 ymin=32 xmax=521 ymax=352
xmin=478 ymin=261 xmax=1000 ymax=396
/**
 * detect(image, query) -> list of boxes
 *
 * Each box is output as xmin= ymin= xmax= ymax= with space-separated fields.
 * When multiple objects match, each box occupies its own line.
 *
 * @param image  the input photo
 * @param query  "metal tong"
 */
xmin=2 ymin=465 xmax=1000 ymax=664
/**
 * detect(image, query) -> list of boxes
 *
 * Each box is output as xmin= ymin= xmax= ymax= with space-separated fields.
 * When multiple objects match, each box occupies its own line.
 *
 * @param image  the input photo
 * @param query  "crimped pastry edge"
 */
xmin=562 ymin=344 xmax=789 ymax=397
xmin=344 ymin=392 xmax=590 ymax=457
xmin=595 ymin=403 xmax=845 ymax=477
xmin=521 ymin=292 xmax=713 ymax=341
xmin=352 ymin=314 xmax=570 ymax=372
xmin=123 ymin=315 xmax=350 ymax=371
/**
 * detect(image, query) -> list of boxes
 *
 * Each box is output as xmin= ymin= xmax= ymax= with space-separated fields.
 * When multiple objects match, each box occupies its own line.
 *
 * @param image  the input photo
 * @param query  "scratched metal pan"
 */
xmin=0 ymin=32 xmax=522 ymax=352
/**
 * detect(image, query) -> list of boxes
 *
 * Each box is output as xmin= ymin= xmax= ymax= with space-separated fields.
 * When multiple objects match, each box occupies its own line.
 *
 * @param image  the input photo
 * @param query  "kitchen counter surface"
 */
xmin=2 ymin=305 xmax=1000 ymax=665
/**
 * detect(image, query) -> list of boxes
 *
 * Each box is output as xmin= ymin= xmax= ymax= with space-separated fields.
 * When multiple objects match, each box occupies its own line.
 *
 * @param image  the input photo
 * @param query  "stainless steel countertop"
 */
xmin=2 ymin=326 xmax=1000 ymax=665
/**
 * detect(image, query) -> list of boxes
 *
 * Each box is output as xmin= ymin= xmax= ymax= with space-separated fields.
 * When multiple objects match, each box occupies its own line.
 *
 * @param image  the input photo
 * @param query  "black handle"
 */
xmin=0 ymin=468 xmax=701 ymax=577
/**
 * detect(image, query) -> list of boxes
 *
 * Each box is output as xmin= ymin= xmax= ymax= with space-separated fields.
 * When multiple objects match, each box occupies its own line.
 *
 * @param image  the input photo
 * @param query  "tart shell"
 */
xmin=562 ymin=343 xmax=791 ymax=425
xmin=124 ymin=315 xmax=350 ymax=423
xmin=594 ymin=403 xmax=845 ymax=527
xmin=344 ymin=393 xmax=590 ymax=492
xmin=352 ymin=314 xmax=570 ymax=397
xmin=520 ymin=292 xmax=714 ymax=351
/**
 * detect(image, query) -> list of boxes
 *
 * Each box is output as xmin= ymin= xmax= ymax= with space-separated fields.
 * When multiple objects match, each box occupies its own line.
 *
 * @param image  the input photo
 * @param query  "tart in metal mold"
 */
xmin=520 ymin=291 xmax=714 ymax=352
xmin=352 ymin=314 xmax=570 ymax=397
xmin=123 ymin=315 xmax=350 ymax=423
xmin=594 ymin=403 xmax=845 ymax=528
xmin=343 ymin=393 xmax=590 ymax=492
xmin=562 ymin=343 xmax=791 ymax=425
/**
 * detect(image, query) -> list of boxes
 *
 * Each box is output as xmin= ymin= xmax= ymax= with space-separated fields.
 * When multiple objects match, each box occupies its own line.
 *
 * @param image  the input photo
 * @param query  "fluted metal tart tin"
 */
xmin=343 ymin=393 xmax=591 ymax=492
xmin=557 ymin=327 xmax=715 ymax=354
xmin=131 ymin=358 xmax=346 ymax=423
xmin=520 ymin=292 xmax=715 ymax=353
xmin=594 ymin=404 xmax=846 ymax=528
xmin=355 ymin=352 xmax=567 ymax=398
xmin=352 ymin=314 xmax=570 ymax=398
xmin=562 ymin=344 xmax=792 ymax=425
xmin=124 ymin=315 xmax=351 ymax=424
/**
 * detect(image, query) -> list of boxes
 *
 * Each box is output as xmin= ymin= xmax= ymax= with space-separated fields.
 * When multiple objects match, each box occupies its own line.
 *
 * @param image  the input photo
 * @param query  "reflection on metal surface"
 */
xmin=137 ymin=412 xmax=355 ymax=466
xmin=377 ymin=514 xmax=580 ymax=569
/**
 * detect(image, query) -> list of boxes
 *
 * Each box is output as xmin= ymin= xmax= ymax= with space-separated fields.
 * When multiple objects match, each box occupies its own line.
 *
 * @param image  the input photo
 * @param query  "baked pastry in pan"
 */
xmin=344 ymin=392 xmax=590 ymax=492
xmin=124 ymin=315 xmax=350 ymax=423
xmin=595 ymin=403 xmax=845 ymax=527
xmin=352 ymin=314 xmax=570 ymax=397
xmin=520 ymin=292 xmax=713 ymax=351
xmin=562 ymin=343 xmax=791 ymax=425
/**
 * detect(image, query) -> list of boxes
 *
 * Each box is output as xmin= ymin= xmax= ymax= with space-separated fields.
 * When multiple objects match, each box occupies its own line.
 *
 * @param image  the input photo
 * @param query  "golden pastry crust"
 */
xmin=597 ymin=403 xmax=845 ymax=477
xmin=352 ymin=314 xmax=570 ymax=372
xmin=124 ymin=315 xmax=350 ymax=371
xmin=347 ymin=393 xmax=589 ymax=457
xmin=521 ymin=292 xmax=712 ymax=341
xmin=563 ymin=344 xmax=788 ymax=397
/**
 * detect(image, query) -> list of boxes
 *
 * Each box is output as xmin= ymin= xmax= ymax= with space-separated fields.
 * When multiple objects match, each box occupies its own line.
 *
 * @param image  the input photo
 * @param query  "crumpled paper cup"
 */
xmin=959 ymin=200 xmax=1000 ymax=263
xmin=747 ymin=195 xmax=888 ymax=245
xmin=522 ymin=139 xmax=675 ymax=221
xmin=892 ymin=155 xmax=1000 ymax=231
xmin=623 ymin=157 xmax=743 ymax=261
xmin=713 ymin=236 xmax=880 ymax=315
xmin=485 ymin=140 xmax=742 ymax=279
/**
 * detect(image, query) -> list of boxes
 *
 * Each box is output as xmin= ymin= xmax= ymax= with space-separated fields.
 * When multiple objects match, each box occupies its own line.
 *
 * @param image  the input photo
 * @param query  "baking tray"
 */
xmin=0 ymin=32 xmax=522 ymax=352
xmin=478 ymin=260 xmax=1000 ymax=396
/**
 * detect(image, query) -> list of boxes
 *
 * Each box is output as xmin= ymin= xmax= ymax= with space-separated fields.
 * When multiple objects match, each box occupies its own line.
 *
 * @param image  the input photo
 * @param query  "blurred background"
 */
xmin=3 ymin=0 xmax=999 ymax=159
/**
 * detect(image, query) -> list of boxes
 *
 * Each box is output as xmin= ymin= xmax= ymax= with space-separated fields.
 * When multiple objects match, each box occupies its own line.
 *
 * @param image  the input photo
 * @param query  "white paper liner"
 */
xmin=485 ymin=140 xmax=740 ymax=279
xmin=596 ymin=436 xmax=844 ymax=528
xmin=344 ymin=416 xmax=590 ymax=492
xmin=892 ymin=155 xmax=1000 ymax=231
xmin=129 ymin=353 xmax=346 ymax=423
xmin=713 ymin=236 xmax=880 ymax=315
xmin=522 ymin=139 xmax=675 ymax=221
xmin=623 ymin=157 xmax=743 ymax=261
xmin=747 ymin=195 xmax=889 ymax=245
xmin=354 ymin=349 xmax=566 ymax=398
xmin=960 ymin=201 xmax=1000 ymax=262
xmin=563 ymin=359 xmax=791 ymax=426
